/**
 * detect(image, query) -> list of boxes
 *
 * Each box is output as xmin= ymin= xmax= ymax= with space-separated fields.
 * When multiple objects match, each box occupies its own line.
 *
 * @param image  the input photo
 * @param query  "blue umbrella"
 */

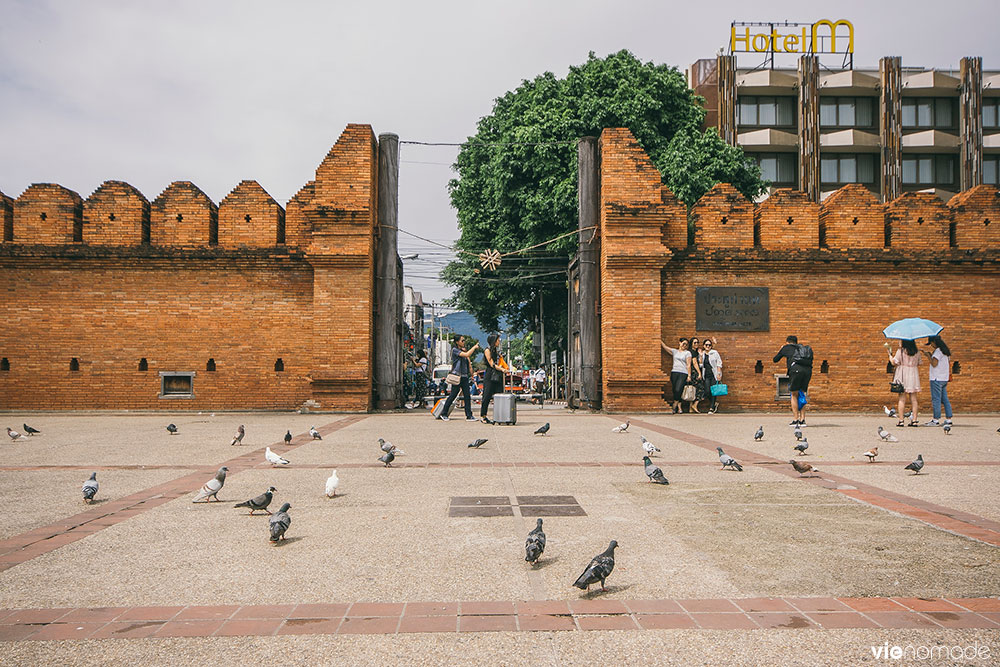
xmin=882 ymin=318 xmax=943 ymax=340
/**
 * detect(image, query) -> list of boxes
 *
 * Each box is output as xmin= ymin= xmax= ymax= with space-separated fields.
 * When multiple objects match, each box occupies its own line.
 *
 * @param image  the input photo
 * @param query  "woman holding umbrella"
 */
xmin=886 ymin=340 xmax=923 ymax=427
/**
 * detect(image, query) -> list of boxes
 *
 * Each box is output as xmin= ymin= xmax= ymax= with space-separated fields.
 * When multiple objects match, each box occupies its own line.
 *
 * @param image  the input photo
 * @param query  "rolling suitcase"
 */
xmin=432 ymin=397 xmax=450 ymax=419
xmin=492 ymin=393 xmax=517 ymax=425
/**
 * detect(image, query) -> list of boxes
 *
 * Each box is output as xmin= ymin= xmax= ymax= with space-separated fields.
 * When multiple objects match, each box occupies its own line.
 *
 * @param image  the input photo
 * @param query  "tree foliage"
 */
xmin=445 ymin=50 xmax=766 ymax=343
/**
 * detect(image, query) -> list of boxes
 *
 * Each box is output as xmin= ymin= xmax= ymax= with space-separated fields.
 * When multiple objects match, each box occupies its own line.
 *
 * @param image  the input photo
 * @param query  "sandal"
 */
xmin=908 ymin=421 xmax=919 ymax=427
xmin=896 ymin=421 xmax=904 ymax=427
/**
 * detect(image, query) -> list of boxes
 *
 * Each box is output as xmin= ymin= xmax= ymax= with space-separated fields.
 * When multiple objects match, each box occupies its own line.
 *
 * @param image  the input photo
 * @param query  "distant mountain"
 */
xmin=439 ymin=311 xmax=512 ymax=347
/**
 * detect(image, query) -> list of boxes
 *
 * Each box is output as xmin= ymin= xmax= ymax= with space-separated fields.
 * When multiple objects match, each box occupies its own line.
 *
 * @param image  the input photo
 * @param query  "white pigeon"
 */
xmin=325 ymin=470 xmax=339 ymax=498
xmin=265 ymin=447 xmax=290 ymax=467
xmin=883 ymin=405 xmax=897 ymax=418
xmin=877 ymin=426 xmax=898 ymax=442
xmin=309 ymin=426 xmax=322 ymax=440
xmin=612 ymin=421 xmax=630 ymax=433
xmin=379 ymin=438 xmax=395 ymax=453
xmin=641 ymin=435 xmax=660 ymax=456
xmin=6 ymin=427 xmax=23 ymax=442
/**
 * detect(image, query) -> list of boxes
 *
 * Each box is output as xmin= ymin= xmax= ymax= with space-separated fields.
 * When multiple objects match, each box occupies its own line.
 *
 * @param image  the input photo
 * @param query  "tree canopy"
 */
xmin=444 ymin=50 xmax=766 ymax=342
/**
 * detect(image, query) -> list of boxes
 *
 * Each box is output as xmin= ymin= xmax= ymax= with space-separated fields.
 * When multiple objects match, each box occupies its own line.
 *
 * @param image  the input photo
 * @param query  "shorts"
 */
xmin=788 ymin=366 xmax=811 ymax=393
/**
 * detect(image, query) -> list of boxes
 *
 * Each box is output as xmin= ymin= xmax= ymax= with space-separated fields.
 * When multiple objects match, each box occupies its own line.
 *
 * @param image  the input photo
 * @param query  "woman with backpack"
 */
xmin=773 ymin=335 xmax=812 ymax=426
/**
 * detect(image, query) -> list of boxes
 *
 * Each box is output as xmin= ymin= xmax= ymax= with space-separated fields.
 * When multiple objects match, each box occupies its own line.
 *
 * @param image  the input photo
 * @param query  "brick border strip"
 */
xmin=0 ymin=597 xmax=997 ymax=641
xmin=626 ymin=417 xmax=1000 ymax=547
xmin=0 ymin=416 xmax=367 ymax=572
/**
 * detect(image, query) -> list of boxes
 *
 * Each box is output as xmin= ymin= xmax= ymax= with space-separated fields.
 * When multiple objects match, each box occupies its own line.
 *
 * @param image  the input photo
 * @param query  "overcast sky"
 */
xmin=2 ymin=0 xmax=997 ymax=302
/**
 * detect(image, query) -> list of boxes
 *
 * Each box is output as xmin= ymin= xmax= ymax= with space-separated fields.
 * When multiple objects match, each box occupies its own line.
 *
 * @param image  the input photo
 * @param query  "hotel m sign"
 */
xmin=730 ymin=20 xmax=854 ymax=55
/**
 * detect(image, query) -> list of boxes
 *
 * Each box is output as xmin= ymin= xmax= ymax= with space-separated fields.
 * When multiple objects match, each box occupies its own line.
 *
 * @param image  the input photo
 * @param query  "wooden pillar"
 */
xmin=374 ymin=133 xmax=401 ymax=409
xmin=880 ymin=56 xmax=903 ymax=202
xmin=577 ymin=136 xmax=601 ymax=410
xmin=798 ymin=55 xmax=820 ymax=202
xmin=960 ymin=57 xmax=983 ymax=191
xmin=717 ymin=55 xmax=737 ymax=146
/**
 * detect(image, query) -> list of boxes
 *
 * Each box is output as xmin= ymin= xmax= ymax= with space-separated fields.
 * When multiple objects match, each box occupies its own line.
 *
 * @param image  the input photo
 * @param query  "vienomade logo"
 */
xmin=730 ymin=19 xmax=854 ymax=55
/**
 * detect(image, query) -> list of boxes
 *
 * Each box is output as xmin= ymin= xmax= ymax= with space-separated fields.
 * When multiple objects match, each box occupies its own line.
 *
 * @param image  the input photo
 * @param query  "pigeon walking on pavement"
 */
xmin=166 ymin=423 xmax=178 ymax=435
xmin=793 ymin=439 xmax=809 ymax=455
xmin=863 ymin=447 xmax=878 ymax=462
xmin=234 ymin=487 xmax=276 ymax=515
xmin=612 ymin=421 xmax=630 ymax=433
xmin=6 ymin=427 xmax=24 ymax=442
xmin=877 ymin=426 xmax=898 ymax=442
xmin=284 ymin=430 xmax=292 ymax=444
xmin=268 ymin=503 xmax=292 ymax=542
xmin=468 ymin=438 xmax=488 ymax=448
xmin=325 ymin=470 xmax=339 ymax=498
xmin=534 ymin=422 xmax=550 ymax=436
xmin=378 ymin=438 xmax=395 ymax=453
xmin=943 ymin=423 xmax=951 ymax=435
xmin=193 ymin=467 xmax=228 ymax=502
xmin=883 ymin=405 xmax=897 ymax=418
xmin=22 ymin=424 xmax=40 ymax=436
xmin=789 ymin=459 xmax=819 ymax=476
xmin=793 ymin=424 xmax=803 ymax=441
xmin=716 ymin=447 xmax=743 ymax=472
xmin=309 ymin=426 xmax=322 ymax=440
xmin=573 ymin=540 xmax=618 ymax=591
xmin=904 ymin=454 xmax=924 ymax=475
xmin=379 ymin=449 xmax=395 ymax=467
xmin=265 ymin=447 xmax=289 ymax=467
xmin=230 ymin=425 xmax=245 ymax=447
xmin=754 ymin=426 xmax=764 ymax=441
xmin=642 ymin=456 xmax=669 ymax=484
xmin=641 ymin=436 xmax=660 ymax=456
xmin=82 ymin=472 xmax=99 ymax=504
xmin=524 ymin=518 xmax=546 ymax=565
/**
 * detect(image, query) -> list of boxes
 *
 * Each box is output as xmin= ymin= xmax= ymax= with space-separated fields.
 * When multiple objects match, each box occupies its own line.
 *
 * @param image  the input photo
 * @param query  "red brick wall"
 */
xmin=0 ymin=124 xmax=380 ymax=411
xmin=599 ymin=128 xmax=1000 ymax=411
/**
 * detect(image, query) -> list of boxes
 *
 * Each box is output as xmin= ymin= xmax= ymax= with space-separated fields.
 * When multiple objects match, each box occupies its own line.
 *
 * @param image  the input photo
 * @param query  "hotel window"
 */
xmin=738 ymin=96 xmax=796 ymax=127
xmin=902 ymin=155 xmax=956 ymax=187
xmin=902 ymin=98 xmax=956 ymax=129
xmin=819 ymin=97 xmax=875 ymax=128
xmin=821 ymin=154 xmax=876 ymax=185
xmin=748 ymin=153 xmax=797 ymax=187
xmin=984 ymin=99 xmax=1000 ymax=129
xmin=984 ymin=156 xmax=1000 ymax=186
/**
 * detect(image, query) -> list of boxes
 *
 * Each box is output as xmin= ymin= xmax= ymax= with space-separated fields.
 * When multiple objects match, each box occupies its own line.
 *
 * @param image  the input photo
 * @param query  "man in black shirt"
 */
xmin=774 ymin=335 xmax=812 ymax=426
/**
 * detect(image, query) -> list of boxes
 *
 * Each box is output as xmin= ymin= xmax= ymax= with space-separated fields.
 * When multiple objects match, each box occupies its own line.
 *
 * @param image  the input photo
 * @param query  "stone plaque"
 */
xmin=696 ymin=287 xmax=769 ymax=331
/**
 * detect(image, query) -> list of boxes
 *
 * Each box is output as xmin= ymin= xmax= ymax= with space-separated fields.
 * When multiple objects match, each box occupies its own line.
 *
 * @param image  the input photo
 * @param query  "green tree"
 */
xmin=445 ymin=50 xmax=766 ymax=342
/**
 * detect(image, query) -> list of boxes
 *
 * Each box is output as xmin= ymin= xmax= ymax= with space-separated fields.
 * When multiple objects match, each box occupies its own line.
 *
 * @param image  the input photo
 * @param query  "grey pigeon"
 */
xmin=468 ymin=438 xmax=488 ymax=448
xmin=883 ymin=405 xmax=896 ymax=418
xmin=6 ymin=427 xmax=23 ymax=442
xmin=716 ymin=447 xmax=743 ymax=472
xmin=284 ymin=430 xmax=292 ymax=444
xmin=793 ymin=439 xmax=808 ymax=455
xmin=534 ymin=422 xmax=550 ymax=435
xmin=790 ymin=459 xmax=819 ymax=476
xmin=379 ymin=449 xmax=395 ymax=467
xmin=82 ymin=472 xmax=99 ymax=503
xmin=269 ymin=503 xmax=292 ymax=542
xmin=525 ymin=518 xmax=546 ymax=565
xmin=877 ymin=426 xmax=898 ymax=442
xmin=643 ymin=456 xmax=669 ymax=484
xmin=234 ymin=486 xmax=276 ymax=515
xmin=193 ymin=466 xmax=228 ymax=502
xmin=754 ymin=426 xmax=764 ymax=441
xmin=309 ymin=426 xmax=322 ymax=440
xmin=230 ymin=424 xmax=245 ymax=447
xmin=573 ymin=540 xmax=618 ymax=591
xmin=23 ymin=423 xmax=40 ymax=436
xmin=943 ymin=423 xmax=951 ymax=435
xmin=904 ymin=454 xmax=924 ymax=475
xmin=166 ymin=423 xmax=178 ymax=435
xmin=793 ymin=425 xmax=803 ymax=441
xmin=378 ymin=438 xmax=395 ymax=453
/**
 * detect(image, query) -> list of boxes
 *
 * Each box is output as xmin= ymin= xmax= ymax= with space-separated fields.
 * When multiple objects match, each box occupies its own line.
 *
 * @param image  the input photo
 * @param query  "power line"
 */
xmin=400 ymin=139 xmax=576 ymax=147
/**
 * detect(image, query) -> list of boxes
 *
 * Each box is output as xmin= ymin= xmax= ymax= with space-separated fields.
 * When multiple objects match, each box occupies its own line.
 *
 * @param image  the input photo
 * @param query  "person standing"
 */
xmin=701 ymin=338 xmax=722 ymax=414
xmin=480 ymin=334 xmax=508 ymax=423
xmin=535 ymin=366 xmax=547 ymax=398
xmin=688 ymin=337 xmax=704 ymax=413
xmin=411 ymin=349 xmax=428 ymax=407
xmin=439 ymin=336 xmax=480 ymax=422
xmin=887 ymin=339 xmax=922 ymax=427
xmin=922 ymin=336 xmax=953 ymax=426
xmin=773 ymin=335 xmax=812 ymax=426
xmin=661 ymin=338 xmax=692 ymax=414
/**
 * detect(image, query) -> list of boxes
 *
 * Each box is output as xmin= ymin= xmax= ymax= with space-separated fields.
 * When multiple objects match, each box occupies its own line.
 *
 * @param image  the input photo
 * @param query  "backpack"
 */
xmin=791 ymin=344 xmax=813 ymax=368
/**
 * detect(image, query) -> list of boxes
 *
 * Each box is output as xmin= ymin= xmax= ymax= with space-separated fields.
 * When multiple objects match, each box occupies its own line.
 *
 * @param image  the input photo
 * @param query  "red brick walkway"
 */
xmin=0 ymin=597 xmax=996 ymax=640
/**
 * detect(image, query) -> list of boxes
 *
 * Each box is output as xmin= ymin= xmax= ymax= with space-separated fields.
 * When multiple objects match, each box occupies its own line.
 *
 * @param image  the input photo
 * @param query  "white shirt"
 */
xmin=536 ymin=368 xmax=546 ymax=381
xmin=705 ymin=349 xmax=722 ymax=372
xmin=929 ymin=349 xmax=949 ymax=382
xmin=671 ymin=350 xmax=691 ymax=375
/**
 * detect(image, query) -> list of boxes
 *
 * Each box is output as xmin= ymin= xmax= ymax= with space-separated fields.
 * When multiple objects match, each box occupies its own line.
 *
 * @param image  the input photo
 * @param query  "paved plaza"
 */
xmin=0 ymin=407 xmax=998 ymax=665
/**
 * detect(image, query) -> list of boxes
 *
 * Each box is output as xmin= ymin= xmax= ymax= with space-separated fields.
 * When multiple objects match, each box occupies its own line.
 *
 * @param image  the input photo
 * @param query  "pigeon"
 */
xmin=573 ymin=540 xmax=618 ymax=591
xmin=789 ymin=459 xmax=819 ymax=476
xmin=793 ymin=425 xmax=803 ymax=441
xmin=643 ymin=456 xmax=669 ymax=484
xmin=265 ymin=447 xmax=289 ymax=467
xmin=268 ymin=503 xmax=292 ymax=542
xmin=325 ymin=470 xmax=339 ymax=498
xmin=793 ymin=439 xmax=808 ymax=455
xmin=612 ymin=421 xmax=630 ymax=433
xmin=379 ymin=449 xmax=395 ymax=467
xmin=6 ymin=427 xmax=23 ymax=442
xmin=943 ymin=423 xmax=951 ymax=435
xmin=284 ymin=430 xmax=292 ymax=444
xmin=863 ymin=447 xmax=878 ymax=462
xmin=82 ymin=472 xmax=99 ymax=503
xmin=877 ymin=426 xmax=898 ymax=442
xmin=234 ymin=486 xmax=276 ymax=515
xmin=309 ymin=426 xmax=322 ymax=440
xmin=166 ymin=423 xmax=178 ymax=435
xmin=524 ymin=518 xmax=546 ymax=565
xmin=23 ymin=423 xmax=40 ymax=436
xmin=468 ymin=438 xmax=488 ymax=448
xmin=754 ymin=425 xmax=764 ymax=441
xmin=904 ymin=454 xmax=924 ymax=475
xmin=193 ymin=466 xmax=228 ymax=502
xmin=378 ymin=438 xmax=395 ymax=453
xmin=716 ymin=447 xmax=743 ymax=472
xmin=534 ymin=422 xmax=550 ymax=436
xmin=230 ymin=425 xmax=245 ymax=447
xmin=883 ymin=405 xmax=897 ymax=418
xmin=641 ymin=436 xmax=660 ymax=456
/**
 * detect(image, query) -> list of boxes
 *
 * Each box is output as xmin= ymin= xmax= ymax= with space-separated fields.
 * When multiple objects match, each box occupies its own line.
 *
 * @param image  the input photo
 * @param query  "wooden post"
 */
xmin=717 ymin=55 xmax=737 ymax=146
xmin=798 ymin=55 xmax=820 ymax=202
xmin=880 ymin=57 xmax=903 ymax=203
xmin=375 ymin=133 xmax=401 ymax=409
xmin=577 ymin=136 xmax=601 ymax=409
xmin=960 ymin=56 xmax=983 ymax=191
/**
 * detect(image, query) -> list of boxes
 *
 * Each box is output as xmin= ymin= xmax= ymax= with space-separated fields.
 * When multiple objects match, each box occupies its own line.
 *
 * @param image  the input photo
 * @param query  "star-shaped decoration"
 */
xmin=478 ymin=248 xmax=502 ymax=272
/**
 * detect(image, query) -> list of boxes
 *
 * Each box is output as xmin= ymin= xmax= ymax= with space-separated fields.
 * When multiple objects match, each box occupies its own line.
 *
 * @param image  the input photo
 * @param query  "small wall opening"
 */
xmin=818 ymin=221 xmax=827 ymax=248
xmin=917 ymin=216 xmax=924 ymax=225
xmin=70 ymin=358 xmax=79 ymax=372
xmin=952 ymin=360 xmax=961 ymax=375
xmin=209 ymin=210 xmax=218 ymax=246
xmin=776 ymin=375 xmax=790 ymax=400
xmin=786 ymin=216 xmax=794 ymax=225
xmin=852 ymin=216 xmax=859 ymax=225
xmin=0 ymin=358 xmax=8 ymax=371
xmin=274 ymin=358 xmax=284 ymax=372
xmin=160 ymin=371 xmax=195 ymax=398
xmin=244 ymin=214 xmax=251 ymax=223
xmin=985 ymin=218 xmax=991 ymax=227
xmin=820 ymin=360 xmax=829 ymax=374
xmin=720 ymin=216 xmax=728 ymax=225
xmin=109 ymin=213 xmax=116 ymax=221
xmin=138 ymin=358 xmax=148 ymax=371
xmin=206 ymin=358 xmax=216 ymax=372
xmin=949 ymin=222 xmax=957 ymax=248
xmin=754 ymin=360 xmax=763 ymax=374
xmin=40 ymin=212 xmax=47 ymax=220
xmin=176 ymin=214 xmax=183 ymax=222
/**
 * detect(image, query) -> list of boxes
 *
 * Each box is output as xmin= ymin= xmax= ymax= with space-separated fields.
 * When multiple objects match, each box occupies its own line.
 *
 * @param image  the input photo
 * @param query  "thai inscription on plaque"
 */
xmin=696 ymin=287 xmax=769 ymax=331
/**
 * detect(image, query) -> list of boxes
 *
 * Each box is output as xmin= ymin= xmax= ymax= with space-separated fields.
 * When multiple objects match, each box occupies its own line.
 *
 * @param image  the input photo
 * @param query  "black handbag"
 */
xmin=889 ymin=382 xmax=905 ymax=394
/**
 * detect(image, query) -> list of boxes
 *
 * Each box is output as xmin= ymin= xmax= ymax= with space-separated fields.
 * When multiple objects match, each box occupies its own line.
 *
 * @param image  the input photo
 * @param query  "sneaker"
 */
xmin=789 ymin=420 xmax=800 ymax=426
xmin=925 ymin=419 xmax=940 ymax=426
xmin=466 ymin=417 xmax=477 ymax=422
xmin=943 ymin=419 xmax=953 ymax=425
xmin=440 ymin=416 xmax=450 ymax=421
